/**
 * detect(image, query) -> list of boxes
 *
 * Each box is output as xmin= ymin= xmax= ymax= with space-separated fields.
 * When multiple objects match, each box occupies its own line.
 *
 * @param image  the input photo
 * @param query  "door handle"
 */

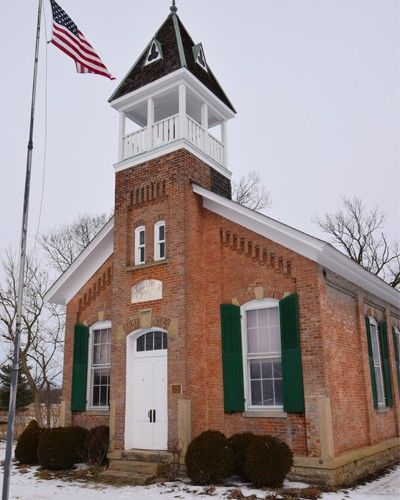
xmin=148 ymin=410 xmax=152 ymax=423
xmin=152 ymin=409 xmax=156 ymax=423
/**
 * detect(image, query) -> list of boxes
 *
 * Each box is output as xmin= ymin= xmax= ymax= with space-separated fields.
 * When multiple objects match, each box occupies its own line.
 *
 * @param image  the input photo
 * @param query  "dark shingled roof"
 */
xmin=109 ymin=13 xmax=235 ymax=113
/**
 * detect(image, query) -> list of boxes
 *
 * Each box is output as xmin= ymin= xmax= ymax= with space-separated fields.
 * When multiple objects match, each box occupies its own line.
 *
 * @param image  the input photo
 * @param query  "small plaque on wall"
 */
xmin=131 ymin=279 xmax=163 ymax=304
xmin=170 ymin=384 xmax=182 ymax=395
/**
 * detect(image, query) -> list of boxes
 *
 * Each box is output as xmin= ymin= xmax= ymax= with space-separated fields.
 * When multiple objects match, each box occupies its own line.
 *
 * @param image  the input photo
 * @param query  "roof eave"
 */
xmin=109 ymin=68 xmax=236 ymax=121
xmin=44 ymin=218 xmax=115 ymax=306
xmin=192 ymin=184 xmax=400 ymax=309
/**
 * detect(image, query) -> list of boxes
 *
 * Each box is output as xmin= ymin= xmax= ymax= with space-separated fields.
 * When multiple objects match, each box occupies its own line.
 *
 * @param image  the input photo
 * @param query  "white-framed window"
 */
xmin=369 ymin=317 xmax=386 ymax=408
xmin=87 ymin=321 xmax=111 ymax=410
xmin=135 ymin=226 xmax=146 ymax=265
xmin=154 ymin=221 xmax=166 ymax=261
xmin=241 ymin=299 xmax=283 ymax=409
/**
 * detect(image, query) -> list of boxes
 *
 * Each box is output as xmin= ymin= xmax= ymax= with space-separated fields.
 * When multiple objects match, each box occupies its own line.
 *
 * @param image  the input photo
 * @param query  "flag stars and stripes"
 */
xmin=49 ymin=0 xmax=115 ymax=80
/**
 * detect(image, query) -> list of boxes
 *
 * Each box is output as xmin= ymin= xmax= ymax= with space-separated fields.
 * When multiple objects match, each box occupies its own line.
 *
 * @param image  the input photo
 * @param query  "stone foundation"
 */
xmin=289 ymin=437 xmax=400 ymax=487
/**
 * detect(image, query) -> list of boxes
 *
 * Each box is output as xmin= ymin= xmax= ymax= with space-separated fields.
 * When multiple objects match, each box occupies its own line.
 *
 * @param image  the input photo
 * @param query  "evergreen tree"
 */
xmin=0 ymin=361 xmax=33 ymax=412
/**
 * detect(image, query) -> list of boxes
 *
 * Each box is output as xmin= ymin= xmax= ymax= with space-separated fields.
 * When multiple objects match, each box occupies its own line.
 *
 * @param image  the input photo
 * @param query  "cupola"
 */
xmin=109 ymin=1 xmax=236 ymax=179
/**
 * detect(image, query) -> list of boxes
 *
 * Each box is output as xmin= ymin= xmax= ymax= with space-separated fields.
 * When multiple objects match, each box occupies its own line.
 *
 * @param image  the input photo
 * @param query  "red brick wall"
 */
xmin=320 ymin=270 xmax=400 ymax=455
xmin=63 ymin=256 xmax=113 ymax=427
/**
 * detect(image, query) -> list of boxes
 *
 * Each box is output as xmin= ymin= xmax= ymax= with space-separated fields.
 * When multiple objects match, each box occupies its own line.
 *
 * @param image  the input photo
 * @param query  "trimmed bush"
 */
xmin=244 ymin=435 xmax=293 ymax=488
xmin=229 ymin=432 xmax=257 ymax=478
xmin=69 ymin=426 xmax=89 ymax=463
xmin=37 ymin=427 xmax=86 ymax=470
xmin=86 ymin=426 xmax=110 ymax=466
xmin=15 ymin=419 xmax=42 ymax=465
xmin=185 ymin=430 xmax=235 ymax=485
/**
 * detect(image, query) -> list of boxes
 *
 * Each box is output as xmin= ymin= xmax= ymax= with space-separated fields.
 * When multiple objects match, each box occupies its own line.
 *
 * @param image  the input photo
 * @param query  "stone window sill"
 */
xmin=376 ymin=407 xmax=392 ymax=414
xmin=85 ymin=409 xmax=110 ymax=416
xmin=243 ymin=410 xmax=288 ymax=419
xmin=126 ymin=259 xmax=169 ymax=271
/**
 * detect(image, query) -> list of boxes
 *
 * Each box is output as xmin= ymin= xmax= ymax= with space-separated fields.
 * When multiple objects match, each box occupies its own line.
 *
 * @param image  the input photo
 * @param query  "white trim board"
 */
xmin=44 ymin=218 xmax=114 ymax=306
xmin=114 ymin=139 xmax=232 ymax=179
xmin=192 ymin=184 xmax=400 ymax=308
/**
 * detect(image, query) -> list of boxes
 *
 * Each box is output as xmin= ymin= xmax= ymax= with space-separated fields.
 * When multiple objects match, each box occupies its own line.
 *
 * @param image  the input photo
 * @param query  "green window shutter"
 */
xmin=393 ymin=327 xmax=400 ymax=393
xmin=220 ymin=304 xmax=245 ymax=413
xmin=378 ymin=321 xmax=393 ymax=407
xmin=71 ymin=324 xmax=89 ymax=412
xmin=365 ymin=317 xmax=378 ymax=409
xmin=279 ymin=293 xmax=305 ymax=414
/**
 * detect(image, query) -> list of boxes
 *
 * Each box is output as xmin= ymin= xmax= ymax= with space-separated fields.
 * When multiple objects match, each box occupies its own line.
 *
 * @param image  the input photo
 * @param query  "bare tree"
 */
xmin=232 ymin=171 xmax=271 ymax=211
xmin=39 ymin=213 xmax=110 ymax=274
xmin=0 ymin=252 xmax=64 ymax=426
xmin=315 ymin=196 xmax=400 ymax=289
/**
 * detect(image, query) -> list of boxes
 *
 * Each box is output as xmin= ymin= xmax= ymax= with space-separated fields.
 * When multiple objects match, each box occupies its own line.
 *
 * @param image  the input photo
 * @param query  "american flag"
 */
xmin=50 ymin=0 xmax=115 ymax=80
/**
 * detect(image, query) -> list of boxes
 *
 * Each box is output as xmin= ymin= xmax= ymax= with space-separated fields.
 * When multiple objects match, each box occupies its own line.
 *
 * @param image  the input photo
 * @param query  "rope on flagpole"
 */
xmin=33 ymin=2 xmax=49 ymax=257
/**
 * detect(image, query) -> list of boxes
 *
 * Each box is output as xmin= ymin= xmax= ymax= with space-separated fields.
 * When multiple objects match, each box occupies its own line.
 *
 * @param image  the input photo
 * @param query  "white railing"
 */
xmin=206 ymin=133 xmax=224 ymax=166
xmin=152 ymin=115 xmax=179 ymax=148
xmin=186 ymin=116 xmax=204 ymax=149
xmin=123 ymin=129 xmax=146 ymax=158
xmin=122 ymin=114 xmax=225 ymax=167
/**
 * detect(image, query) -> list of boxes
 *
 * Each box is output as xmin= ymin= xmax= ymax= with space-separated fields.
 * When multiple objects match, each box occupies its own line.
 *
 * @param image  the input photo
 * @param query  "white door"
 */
xmin=125 ymin=329 xmax=168 ymax=450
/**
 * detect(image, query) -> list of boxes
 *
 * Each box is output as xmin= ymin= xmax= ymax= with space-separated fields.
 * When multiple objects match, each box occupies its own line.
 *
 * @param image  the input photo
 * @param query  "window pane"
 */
xmin=272 ymin=359 xmax=282 ymax=378
xmin=93 ymin=330 xmax=101 ymax=344
xmin=100 ymin=386 xmax=108 ymax=407
xmin=140 ymin=247 xmax=145 ymax=262
xmin=163 ymin=332 xmax=168 ymax=349
xmin=250 ymin=360 xmax=261 ymax=379
xmin=247 ymin=310 xmax=257 ymax=328
xmin=374 ymin=366 xmax=384 ymax=406
xmin=92 ymin=385 xmax=100 ymax=407
xmin=258 ymin=327 xmax=269 ymax=353
xmin=270 ymin=326 xmax=281 ymax=353
xmin=251 ymin=380 xmax=262 ymax=405
xmin=139 ymin=230 xmax=145 ymax=245
xmin=159 ymin=242 xmax=165 ymax=259
xmin=100 ymin=370 xmax=109 ymax=386
xmin=247 ymin=329 xmax=258 ymax=353
xmin=269 ymin=307 xmax=279 ymax=326
xmin=145 ymin=332 xmax=153 ymax=351
xmin=258 ymin=309 xmax=268 ymax=327
xmin=93 ymin=370 xmax=101 ymax=386
xmin=93 ymin=344 xmax=100 ymax=365
xmin=159 ymin=225 xmax=165 ymax=241
xmin=262 ymin=379 xmax=274 ymax=406
xmin=261 ymin=360 xmax=273 ymax=378
xmin=370 ymin=324 xmax=380 ymax=360
xmin=137 ymin=335 xmax=145 ymax=351
xmin=274 ymin=379 xmax=283 ymax=406
xmin=154 ymin=331 xmax=162 ymax=350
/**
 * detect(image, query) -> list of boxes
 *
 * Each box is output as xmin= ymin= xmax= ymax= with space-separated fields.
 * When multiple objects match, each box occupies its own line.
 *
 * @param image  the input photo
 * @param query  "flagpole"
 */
xmin=2 ymin=1 xmax=43 ymax=499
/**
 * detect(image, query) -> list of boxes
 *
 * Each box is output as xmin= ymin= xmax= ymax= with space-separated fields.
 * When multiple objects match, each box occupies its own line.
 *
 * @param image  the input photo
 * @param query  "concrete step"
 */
xmin=120 ymin=449 xmax=173 ymax=463
xmin=99 ymin=469 xmax=154 ymax=485
xmin=109 ymin=459 xmax=167 ymax=475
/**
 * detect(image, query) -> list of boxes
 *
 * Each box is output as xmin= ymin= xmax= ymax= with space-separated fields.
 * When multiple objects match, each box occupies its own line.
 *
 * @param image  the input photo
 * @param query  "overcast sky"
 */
xmin=0 ymin=0 xmax=399 ymax=257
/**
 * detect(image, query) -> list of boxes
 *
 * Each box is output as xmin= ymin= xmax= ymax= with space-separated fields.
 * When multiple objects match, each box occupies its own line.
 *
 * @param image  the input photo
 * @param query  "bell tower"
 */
xmin=108 ymin=1 xmax=236 ymax=193
xmin=108 ymin=2 xmax=236 ymax=452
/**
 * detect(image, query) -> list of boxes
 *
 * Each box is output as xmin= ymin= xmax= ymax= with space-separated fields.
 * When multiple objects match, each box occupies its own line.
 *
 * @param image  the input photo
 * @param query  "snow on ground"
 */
xmin=0 ymin=442 xmax=399 ymax=499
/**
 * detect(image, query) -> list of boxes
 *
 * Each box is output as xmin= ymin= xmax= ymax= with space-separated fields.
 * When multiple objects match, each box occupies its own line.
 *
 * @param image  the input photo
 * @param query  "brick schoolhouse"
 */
xmin=45 ymin=3 xmax=400 ymax=486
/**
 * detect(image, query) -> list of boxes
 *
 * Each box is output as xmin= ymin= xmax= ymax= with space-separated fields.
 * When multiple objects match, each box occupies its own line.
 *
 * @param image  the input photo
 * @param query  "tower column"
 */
xmin=201 ymin=103 xmax=208 ymax=151
xmin=179 ymin=83 xmax=187 ymax=139
xmin=118 ymin=111 xmax=126 ymax=161
xmin=147 ymin=97 xmax=155 ymax=150
xmin=221 ymin=120 xmax=228 ymax=167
